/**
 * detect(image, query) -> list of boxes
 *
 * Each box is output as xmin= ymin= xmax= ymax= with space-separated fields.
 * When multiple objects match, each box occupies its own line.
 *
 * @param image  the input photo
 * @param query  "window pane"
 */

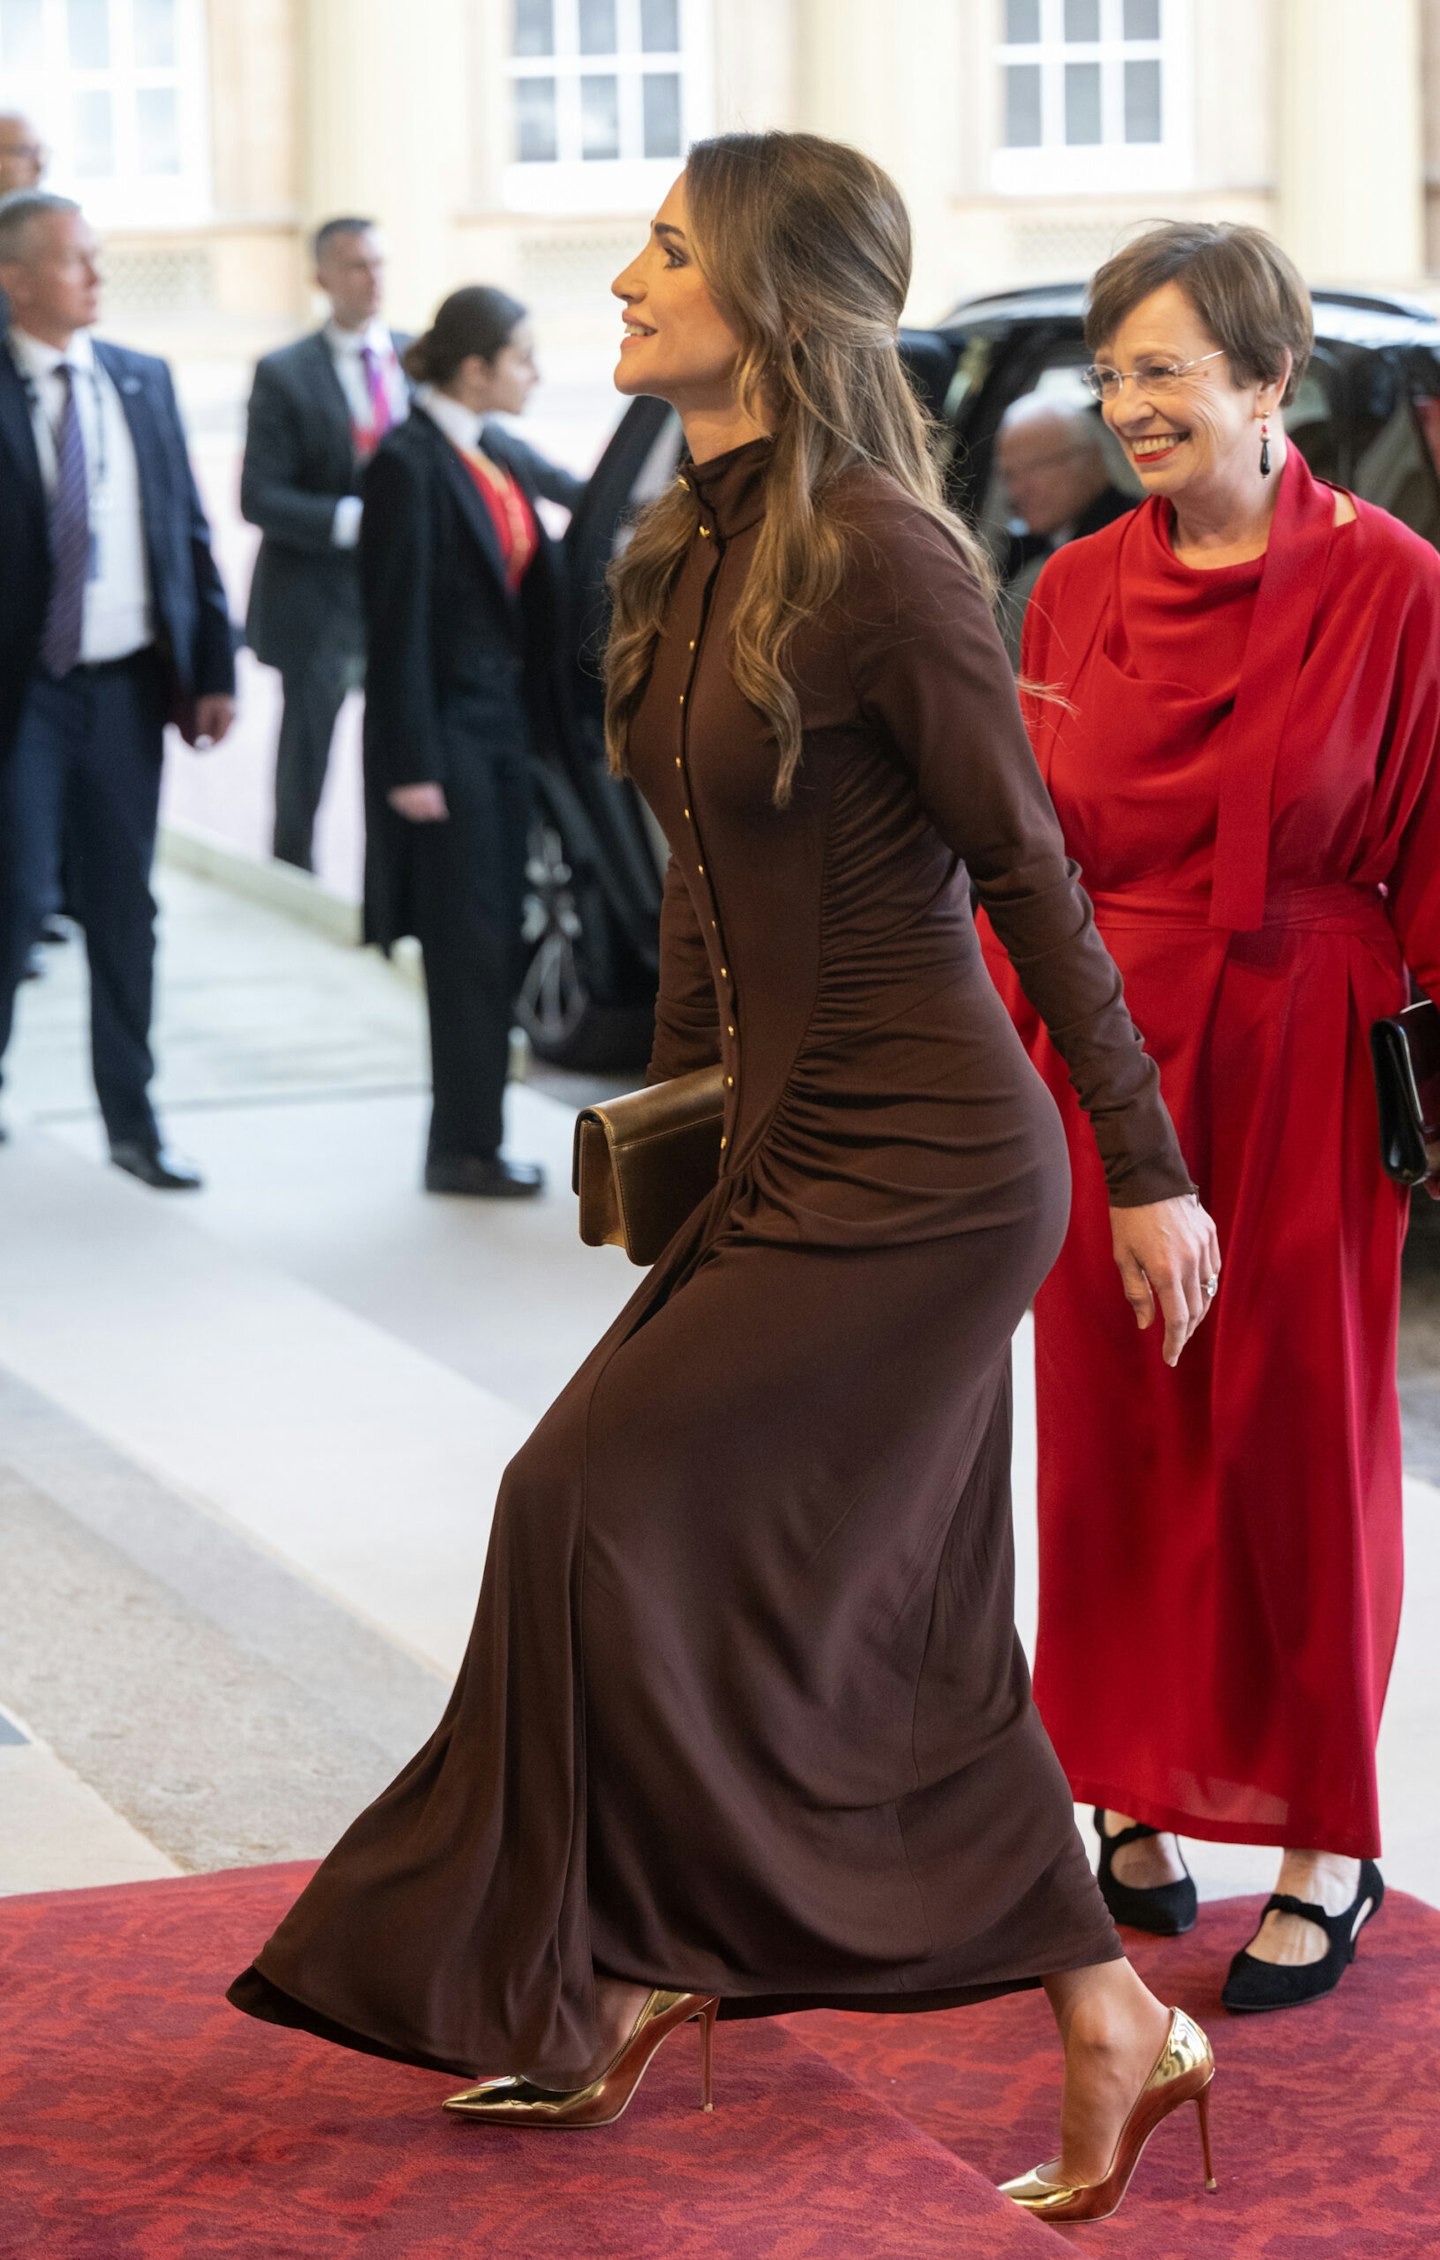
xmin=641 ymin=0 xmax=679 ymax=50
xmin=73 ymin=87 xmax=114 ymax=173
xmin=1004 ymin=62 xmax=1041 ymax=146
xmin=0 ymin=0 xmax=44 ymax=69
xmin=1064 ymin=0 xmax=1099 ymax=38
xmin=1064 ymin=60 xmax=1101 ymax=142
xmin=67 ymin=0 xmax=109 ymax=67
xmin=513 ymin=0 xmax=553 ymax=58
xmin=515 ymin=75 xmax=557 ymax=161
xmin=643 ymin=70 xmax=681 ymax=157
xmin=1005 ymin=0 xmax=1040 ymax=39
xmin=578 ymin=0 xmax=616 ymax=54
xmin=1124 ymin=56 xmax=1161 ymax=141
xmin=580 ymin=72 xmax=620 ymax=159
xmin=137 ymin=84 xmax=179 ymax=171
xmin=134 ymin=0 xmax=176 ymax=67
xmin=1123 ymin=0 xmax=1161 ymax=36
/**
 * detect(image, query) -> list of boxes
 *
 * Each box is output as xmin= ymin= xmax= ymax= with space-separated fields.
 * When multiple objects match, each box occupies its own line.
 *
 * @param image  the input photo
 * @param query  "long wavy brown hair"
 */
xmin=604 ymin=131 xmax=993 ymax=807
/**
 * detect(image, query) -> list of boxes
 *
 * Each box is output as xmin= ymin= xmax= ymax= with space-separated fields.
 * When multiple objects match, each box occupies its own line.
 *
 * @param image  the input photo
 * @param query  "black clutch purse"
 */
xmin=1370 ymin=999 xmax=1440 ymax=1184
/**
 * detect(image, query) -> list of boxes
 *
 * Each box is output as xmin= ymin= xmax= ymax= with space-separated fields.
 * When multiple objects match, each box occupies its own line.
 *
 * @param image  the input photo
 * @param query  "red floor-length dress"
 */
xmin=984 ymin=446 xmax=1440 ymax=1859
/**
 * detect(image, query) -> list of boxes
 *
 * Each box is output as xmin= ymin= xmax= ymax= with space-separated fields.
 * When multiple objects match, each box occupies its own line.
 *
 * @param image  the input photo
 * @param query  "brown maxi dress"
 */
xmin=228 ymin=437 xmax=1196 ymax=2087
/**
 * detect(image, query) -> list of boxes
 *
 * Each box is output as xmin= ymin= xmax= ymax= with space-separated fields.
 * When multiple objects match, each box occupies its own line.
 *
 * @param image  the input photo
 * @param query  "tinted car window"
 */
xmin=977 ymin=356 xmax=1139 ymax=570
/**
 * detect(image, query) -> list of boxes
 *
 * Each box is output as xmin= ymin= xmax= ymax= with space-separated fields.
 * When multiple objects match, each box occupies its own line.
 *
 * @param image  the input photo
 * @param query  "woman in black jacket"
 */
xmin=361 ymin=287 xmax=582 ymax=1196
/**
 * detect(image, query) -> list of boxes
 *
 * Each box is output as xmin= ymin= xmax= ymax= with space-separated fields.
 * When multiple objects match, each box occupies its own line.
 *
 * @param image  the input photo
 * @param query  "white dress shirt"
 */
xmin=325 ymin=318 xmax=408 ymax=549
xmin=414 ymin=383 xmax=483 ymax=455
xmin=10 ymin=324 xmax=154 ymax=663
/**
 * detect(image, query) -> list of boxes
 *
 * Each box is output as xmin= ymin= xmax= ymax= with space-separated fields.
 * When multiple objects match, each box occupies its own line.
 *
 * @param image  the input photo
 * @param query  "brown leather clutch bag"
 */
xmin=572 ymin=1065 xmax=726 ymax=1265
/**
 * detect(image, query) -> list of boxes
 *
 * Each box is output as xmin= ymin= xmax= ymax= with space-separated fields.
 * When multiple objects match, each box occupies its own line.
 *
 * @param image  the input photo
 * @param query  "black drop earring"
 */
xmin=1259 ymin=418 xmax=1272 ymax=478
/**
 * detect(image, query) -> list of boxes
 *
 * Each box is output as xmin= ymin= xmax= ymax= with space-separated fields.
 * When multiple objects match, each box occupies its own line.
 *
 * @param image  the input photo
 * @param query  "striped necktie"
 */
xmin=40 ymin=362 xmax=90 ymax=678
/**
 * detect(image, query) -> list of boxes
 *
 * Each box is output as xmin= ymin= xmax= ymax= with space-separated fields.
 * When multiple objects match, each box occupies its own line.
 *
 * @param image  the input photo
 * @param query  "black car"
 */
xmin=519 ymin=284 xmax=1440 ymax=1072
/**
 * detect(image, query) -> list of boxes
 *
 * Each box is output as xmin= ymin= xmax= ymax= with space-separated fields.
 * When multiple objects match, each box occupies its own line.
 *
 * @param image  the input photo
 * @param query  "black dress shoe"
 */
xmin=1094 ymin=1809 xmax=1198 ymax=1936
xmin=424 ymin=1152 xmax=545 ymax=1199
xmin=109 ymin=1141 xmax=204 ymax=1191
xmin=1221 ymin=1860 xmax=1384 ymax=2014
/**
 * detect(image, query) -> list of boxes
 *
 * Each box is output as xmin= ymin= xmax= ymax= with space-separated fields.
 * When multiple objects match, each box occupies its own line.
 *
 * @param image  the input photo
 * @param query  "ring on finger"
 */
xmin=1204 ymin=1276 xmax=1219 ymax=1298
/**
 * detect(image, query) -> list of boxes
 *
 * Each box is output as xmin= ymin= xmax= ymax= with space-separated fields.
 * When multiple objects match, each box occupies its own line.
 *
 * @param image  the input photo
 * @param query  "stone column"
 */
xmin=301 ymin=0 xmax=472 ymax=332
xmin=792 ymin=0 xmax=963 ymax=324
xmin=1275 ymin=0 xmax=1424 ymax=285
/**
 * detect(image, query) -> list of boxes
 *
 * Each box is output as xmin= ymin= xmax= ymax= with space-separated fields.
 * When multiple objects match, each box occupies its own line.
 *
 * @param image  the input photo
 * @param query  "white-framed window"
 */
xmin=993 ymin=0 xmax=1191 ymax=196
xmin=0 ymin=0 xmax=210 ymax=228
xmin=504 ymin=0 xmax=712 ymax=216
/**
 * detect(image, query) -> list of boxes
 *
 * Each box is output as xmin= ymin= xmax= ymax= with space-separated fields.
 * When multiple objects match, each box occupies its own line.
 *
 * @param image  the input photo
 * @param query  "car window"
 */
xmin=1350 ymin=395 xmax=1440 ymax=543
xmin=630 ymin=412 xmax=686 ymax=503
xmin=1288 ymin=346 xmax=1440 ymax=543
xmin=976 ymin=358 xmax=1140 ymax=569
xmin=1283 ymin=363 xmax=1345 ymax=486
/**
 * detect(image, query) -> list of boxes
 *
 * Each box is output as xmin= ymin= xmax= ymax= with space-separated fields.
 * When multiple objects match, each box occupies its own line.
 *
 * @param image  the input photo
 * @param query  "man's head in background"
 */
xmin=0 ymin=111 xmax=46 ymax=196
xmin=314 ymin=217 xmax=385 ymax=330
xmin=997 ymin=394 xmax=1114 ymax=540
xmin=0 ymin=193 xmax=100 ymax=345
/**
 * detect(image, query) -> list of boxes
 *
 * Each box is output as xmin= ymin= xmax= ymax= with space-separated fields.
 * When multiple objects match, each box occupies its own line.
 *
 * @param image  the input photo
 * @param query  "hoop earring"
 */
xmin=1259 ymin=418 xmax=1272 ymax=478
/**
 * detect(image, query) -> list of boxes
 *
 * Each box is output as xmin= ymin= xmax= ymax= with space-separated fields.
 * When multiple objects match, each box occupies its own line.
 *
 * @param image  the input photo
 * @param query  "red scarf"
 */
xmin=1026 ymin=446 xmax=1338 ymax=932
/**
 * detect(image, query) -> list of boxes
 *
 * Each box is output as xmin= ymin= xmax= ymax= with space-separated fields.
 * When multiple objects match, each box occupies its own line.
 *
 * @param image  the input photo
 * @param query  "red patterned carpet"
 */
xmin=0 ymin=1864 xmax=1436 ymax=2259
xmin=793 ymin=1893 xmax=1440 ymax=2260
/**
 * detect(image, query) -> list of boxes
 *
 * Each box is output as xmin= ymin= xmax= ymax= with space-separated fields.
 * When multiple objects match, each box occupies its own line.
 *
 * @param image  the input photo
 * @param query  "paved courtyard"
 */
xmin=1 ymin=859 xmax=1437 ymax=1911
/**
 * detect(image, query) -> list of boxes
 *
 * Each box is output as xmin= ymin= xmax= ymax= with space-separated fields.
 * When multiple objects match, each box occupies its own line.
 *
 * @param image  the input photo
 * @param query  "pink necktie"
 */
xmin=359 ymin=344 xmax=392 ymax=445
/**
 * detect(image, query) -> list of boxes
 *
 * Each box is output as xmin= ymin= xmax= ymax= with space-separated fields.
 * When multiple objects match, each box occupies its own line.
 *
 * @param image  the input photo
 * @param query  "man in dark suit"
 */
xmin=0 ymin=191 xmax=235 ymax=1184
xmin=241 ymin=217 xmax=409 ymax=871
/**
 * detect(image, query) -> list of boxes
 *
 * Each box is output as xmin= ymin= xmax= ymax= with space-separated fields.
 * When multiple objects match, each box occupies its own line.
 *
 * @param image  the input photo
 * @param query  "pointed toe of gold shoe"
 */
xmin=1000 ymin=2006 xmax=1218 ymax=2224
xmin=444 ymin=2074 xmax=587 ymax=2124
xmin=443 ymin=1990 xmax=719 ymax=2129
xmin=996 ymin=2163 xmax=1077 ymax=2213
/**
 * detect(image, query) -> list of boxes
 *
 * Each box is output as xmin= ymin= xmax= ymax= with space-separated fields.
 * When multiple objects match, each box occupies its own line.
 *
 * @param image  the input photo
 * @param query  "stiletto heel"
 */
xmin=999 ymin=2005 xmax=1217 ymax=2223
xmin=442 ymin=1990 xmax=721 ymax=2128
xmin=1195 ymin=2078 xmax=1217 ymax=2191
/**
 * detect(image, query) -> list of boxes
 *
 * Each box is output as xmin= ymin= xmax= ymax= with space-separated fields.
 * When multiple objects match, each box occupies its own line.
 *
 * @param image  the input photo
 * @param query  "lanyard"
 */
xmin=13 ymin=348 xmax=109 ymax=496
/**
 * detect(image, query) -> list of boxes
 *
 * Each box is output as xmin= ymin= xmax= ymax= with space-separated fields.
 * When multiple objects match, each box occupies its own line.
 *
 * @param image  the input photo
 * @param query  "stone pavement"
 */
xmin=1 ymin=861 xmax=1437 ymax=1911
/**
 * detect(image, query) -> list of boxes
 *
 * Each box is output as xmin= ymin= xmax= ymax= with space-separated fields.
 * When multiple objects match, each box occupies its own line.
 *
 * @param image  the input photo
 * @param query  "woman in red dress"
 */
xmin=987 ymin=222 xmax=1440 ymax=2011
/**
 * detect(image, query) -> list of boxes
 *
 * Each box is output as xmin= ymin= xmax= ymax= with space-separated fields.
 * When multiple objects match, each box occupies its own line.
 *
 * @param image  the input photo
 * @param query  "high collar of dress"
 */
xmin=681 ymin=434 xmax=774 ymax=539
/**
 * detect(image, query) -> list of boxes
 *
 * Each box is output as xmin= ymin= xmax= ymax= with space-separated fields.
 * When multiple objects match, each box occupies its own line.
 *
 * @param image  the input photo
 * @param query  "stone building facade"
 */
xmin=2 ymin=0 xmax=1433 ymax=381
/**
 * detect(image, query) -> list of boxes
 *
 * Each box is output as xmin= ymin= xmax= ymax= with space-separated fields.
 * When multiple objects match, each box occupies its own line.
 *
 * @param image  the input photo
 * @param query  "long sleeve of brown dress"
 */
xmin=227 ymin=437 xmax=1194 ymax=2087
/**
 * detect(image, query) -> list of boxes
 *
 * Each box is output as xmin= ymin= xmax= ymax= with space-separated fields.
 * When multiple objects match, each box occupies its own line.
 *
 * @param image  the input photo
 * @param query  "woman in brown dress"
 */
xmin=228 ymin=133 xmax=1221 ymax=2225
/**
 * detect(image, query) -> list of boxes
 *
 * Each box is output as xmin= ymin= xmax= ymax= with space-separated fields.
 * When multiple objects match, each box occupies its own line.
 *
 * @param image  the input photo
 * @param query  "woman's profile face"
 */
xmin=487 ymin=320 xmax=540 ymax=416
xmin=611 ymin=172 xmax=745 ymax=410
xmin=1096 ymin=280 xmax=1285 ymax=502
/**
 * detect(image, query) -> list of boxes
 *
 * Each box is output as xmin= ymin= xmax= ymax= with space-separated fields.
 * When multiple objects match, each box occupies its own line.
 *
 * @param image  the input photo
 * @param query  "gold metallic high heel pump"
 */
xmin=442 ymin=1990 xmax=719 ymax=2128
xmin=999 ymin=2005 xmax=1217 ymax=2224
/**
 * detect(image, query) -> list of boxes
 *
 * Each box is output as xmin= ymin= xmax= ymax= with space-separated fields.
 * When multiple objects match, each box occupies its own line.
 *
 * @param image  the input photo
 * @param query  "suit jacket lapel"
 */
xmin=94 ymin=340 xmax=169 ymax=576
xmin=305 ymin=329 xmax=358 ymax=459
xmin=0 ymin=343 xmax=46 ymax=525
xmin=419 ymin=408 xmax=514 ymax=606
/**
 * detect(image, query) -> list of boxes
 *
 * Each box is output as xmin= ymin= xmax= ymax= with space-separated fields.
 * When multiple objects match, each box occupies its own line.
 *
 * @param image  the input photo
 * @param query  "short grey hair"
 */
xmin=0 ymin=188 xmax=81 ymax=263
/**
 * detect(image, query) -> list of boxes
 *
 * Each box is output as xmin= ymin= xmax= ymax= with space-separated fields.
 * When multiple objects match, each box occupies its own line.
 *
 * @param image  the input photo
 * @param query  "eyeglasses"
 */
xmin=1081 ymin=349 xmax=1227 ymax=403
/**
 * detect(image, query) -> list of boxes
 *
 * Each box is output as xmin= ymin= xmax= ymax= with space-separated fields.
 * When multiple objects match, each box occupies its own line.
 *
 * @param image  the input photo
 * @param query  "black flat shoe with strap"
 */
xmin=1221 ymin=1859 xmax=1384 ymax=2013
xmin=1094 ymin=1809 xmax=1198 ymax=1937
